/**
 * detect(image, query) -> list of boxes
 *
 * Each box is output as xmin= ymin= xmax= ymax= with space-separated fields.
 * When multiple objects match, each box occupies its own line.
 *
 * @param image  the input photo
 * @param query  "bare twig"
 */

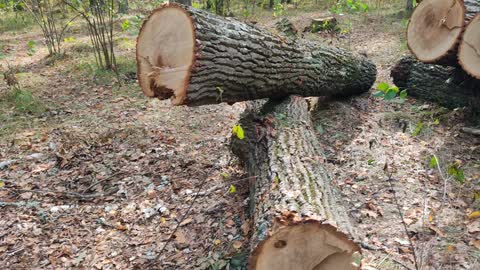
xmin=2 ymin=187 xmax=118 ymax=200
xmin=191 ymin=175 xmax=256 ymax=196
xmin=432 ymin=154 xmax=449 ymax=204
xmin=147 ymin=169 xmax=210 ymax=267
xmin=461 ymin=127 xmax=480 ymax=136
xmin=81 ymin=171 xmax=125 ymax=194
xmin=385 ymin=162 xmax=420 ymax=270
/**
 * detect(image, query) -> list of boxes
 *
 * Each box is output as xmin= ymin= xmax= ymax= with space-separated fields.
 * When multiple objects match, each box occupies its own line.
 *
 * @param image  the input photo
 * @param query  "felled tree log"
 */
xmin=459 ymin=14 xmax=480 ymax=79
xmin=391 ymin=56 xmax=480 ymax=113
xmin=407 ymin=0 xmax=479 ymax=65
xmin=136 ymin=3 xmax=376 ymax=106
xmin=231 ymin=96 xmax=361 ymax=270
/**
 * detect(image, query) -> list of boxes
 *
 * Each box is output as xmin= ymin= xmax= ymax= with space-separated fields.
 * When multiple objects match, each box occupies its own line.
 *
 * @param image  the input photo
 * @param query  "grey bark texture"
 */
xmin=391 ymin=56 xmax=480 ymax=119
xmin=146 ymin=5 xmax=376 ymax=106
xmin=231 ymin=96 xmax=358 ymax=254
xmin=464 ymin=0 xmax=480 ymax=20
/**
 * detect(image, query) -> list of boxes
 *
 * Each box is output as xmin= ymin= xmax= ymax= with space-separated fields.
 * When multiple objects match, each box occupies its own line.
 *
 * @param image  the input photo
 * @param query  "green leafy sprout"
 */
xmin=373 ymin=82 xmax=407 ymax=102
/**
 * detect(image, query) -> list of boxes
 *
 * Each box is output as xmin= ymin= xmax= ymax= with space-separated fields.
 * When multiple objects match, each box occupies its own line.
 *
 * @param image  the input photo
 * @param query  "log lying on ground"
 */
xmin=407 ymin=0 xmax=479 ymax=65
xmin=459 ymin=14 xmax=480 ymax=79
xmin=391 ymin=56 xmax=480 ymax=112
xmin=136 ymin=3 xmax=376 ymax=106
xmin=232 ymin=97 xmax=361 ymax=270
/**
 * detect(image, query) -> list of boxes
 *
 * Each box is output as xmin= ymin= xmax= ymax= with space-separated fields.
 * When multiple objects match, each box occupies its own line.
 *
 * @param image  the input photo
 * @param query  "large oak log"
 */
xmin=391 ymin=56 xmax=480 ymax=116
xmin=231 ymin=97 xmax=361 ymax=270
xmin=407 ymin=0 xmax=479 ymax=65
xmin=136 ymin=3 xmax=376 ymax=106
xmin=458 ymin=14 xmax=480 ymax=79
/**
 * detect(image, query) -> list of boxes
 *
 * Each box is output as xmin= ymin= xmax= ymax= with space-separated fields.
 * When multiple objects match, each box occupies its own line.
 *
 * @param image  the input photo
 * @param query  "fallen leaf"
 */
xmin=468 ymin=211 xmax=480 ymax=220
xmin=229 ymin=184 xmax=236 ymax=194
xmin=429 ymin=225 xmax=446 ymax=237
xmin=232 ymin=241 xmax=242 ymax=249
xmin=225 ymin=219 xmax=235 ymax=228
xmin=404 ymin=218 xmax=416 ymax=225
xmin=446 ymin=245 xmax=456 ymax=252
xmin=473 ymin=240 xmax=480 ymax=250
xmin=20 ymin=192 xmax=33 ymax=200
xmin=213 ymin=239 xmax=221 ymax=245
xmin=180 ymin=218 xmax=193 ymax=226
xmin=467 ymin=220 xmax=480 ymax=233
xmin=174 ymin=231 xmax=187 ymax=244
xmin=362 ymin=209 xmax=378 ymax=218
xmin=241 ymin=222 xmax=250 ymax=236
xmin=115 ymin=223 xmax=128 ymax=231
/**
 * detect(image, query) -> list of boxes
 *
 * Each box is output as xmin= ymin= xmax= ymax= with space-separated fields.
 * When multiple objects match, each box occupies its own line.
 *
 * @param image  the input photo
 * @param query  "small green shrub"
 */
xmin=373 ymin=82 xmax=407 ymax=102
xmin=330 ymin=0 xmax=369 ymax=14
xmin=0 ymin=11 xmax=35 ymax=32
xmin=6 ymin=88 xmax=45 ymax=113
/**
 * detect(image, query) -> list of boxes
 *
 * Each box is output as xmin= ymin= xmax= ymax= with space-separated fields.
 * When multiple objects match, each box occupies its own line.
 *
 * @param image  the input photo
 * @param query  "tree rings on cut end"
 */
xmin=407 ymin=0 xmax=465 ymax=63
xmin=250 ymin=222 xmax=361 ymax=270
xmin=459 ymin=15 xmax=480 ymax=79
xmin=136 ymin=4 xmax=195 ymax=105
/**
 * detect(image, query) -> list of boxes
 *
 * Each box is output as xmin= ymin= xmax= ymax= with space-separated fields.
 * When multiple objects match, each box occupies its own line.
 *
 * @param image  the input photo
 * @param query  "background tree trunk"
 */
xmin=406 ymin=0 xmax=414 ymax=12
xmin=172 ymin=0 xmax=192 ymax=6
xmin=118 ymin=0 xmax=129 ymax=14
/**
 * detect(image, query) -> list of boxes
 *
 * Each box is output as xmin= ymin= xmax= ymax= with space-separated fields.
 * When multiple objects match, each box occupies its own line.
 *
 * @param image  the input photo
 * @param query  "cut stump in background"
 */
xmin=136 ymin=3 xmax=376 ymax=106
xmin=407 ymin=0 xmax=465 ymax=65
xmin=232 ymin=97 xmax=361 ymax=270
xmin=407 ymin=0 xmax=479 ymax=66
xmin=459 ymin=14 xmax=480 ymax=79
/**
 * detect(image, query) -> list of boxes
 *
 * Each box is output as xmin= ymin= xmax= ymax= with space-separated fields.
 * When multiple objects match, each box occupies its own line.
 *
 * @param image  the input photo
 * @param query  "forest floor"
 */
xmin=1 ymin=3 xmax=479 ymax=270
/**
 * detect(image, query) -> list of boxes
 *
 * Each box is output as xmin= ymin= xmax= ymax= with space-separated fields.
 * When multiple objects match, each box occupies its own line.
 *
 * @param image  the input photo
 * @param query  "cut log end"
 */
xmin=250 ymin=221 xmax=361 ymax=270
xmin=136 ymin=3 xmax=194 ymax=105
xmin=407 ymin=0 xmax=465 ymax=63
xmin=459 ymin=15 xmax=480 ymax=79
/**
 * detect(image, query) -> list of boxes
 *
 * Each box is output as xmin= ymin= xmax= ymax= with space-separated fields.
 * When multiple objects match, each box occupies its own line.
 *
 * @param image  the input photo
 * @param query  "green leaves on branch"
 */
xmin=330 ymin=0 xmax=369 ymax=15
xmin=412 ymin=122 xmax=424 ymax=136
xmin=447 ymin=162 xmax=465 ymax=184
xmin=429 ymin=156 xmax=466 ymax=185
xmin=429 ymin=156 xmax=438 ymax=169
xmin=373 ymin=82 xmax=407 ymax=102
xmin=27 ymin=40 xmax=36 ymax=56
xmin=121 ymin=19 xmax=130 ymax=31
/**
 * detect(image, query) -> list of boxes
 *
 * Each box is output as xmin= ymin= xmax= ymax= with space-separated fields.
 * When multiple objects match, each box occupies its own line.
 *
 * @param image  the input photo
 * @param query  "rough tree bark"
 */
xmin=231 ymin=97 xmax=361 ymax=270
xmin=407 ymin=0 xmax=479 ymax=65
xmin=391 ymin=56 xmax=480 ymax=116
xmin=136 ymin=3 xmax=376 ymax=106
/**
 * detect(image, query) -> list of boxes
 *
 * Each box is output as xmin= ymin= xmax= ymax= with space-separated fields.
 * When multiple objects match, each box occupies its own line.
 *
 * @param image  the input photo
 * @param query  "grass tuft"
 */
xmin=0 ymin=11 xmax=36 ymax=32
xmin=4 ymin=88 xmax=46 ymax=114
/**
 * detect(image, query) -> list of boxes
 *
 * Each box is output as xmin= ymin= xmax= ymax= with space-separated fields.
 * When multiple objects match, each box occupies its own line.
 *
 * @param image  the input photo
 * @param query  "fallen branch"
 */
xmin=2 ymin=187 xmax=118 ymax=200
xmin=461 ymin=127 xmax=480 ymax=136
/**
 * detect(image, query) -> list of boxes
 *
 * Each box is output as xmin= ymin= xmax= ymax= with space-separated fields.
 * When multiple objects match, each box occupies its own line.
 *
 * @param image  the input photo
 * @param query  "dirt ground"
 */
xmin=1 ymin=3 xmax=479 ymax=270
